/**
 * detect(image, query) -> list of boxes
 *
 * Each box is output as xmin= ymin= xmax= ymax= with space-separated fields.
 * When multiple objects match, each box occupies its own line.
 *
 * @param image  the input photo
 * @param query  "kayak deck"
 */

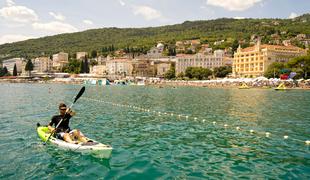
xmin=37 ymin=126 xmax=112 ymax=159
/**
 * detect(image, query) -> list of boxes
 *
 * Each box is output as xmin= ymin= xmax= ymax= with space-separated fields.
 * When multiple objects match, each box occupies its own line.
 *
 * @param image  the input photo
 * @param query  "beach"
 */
xmin=2 ymin=77 xmax=310 ymax=89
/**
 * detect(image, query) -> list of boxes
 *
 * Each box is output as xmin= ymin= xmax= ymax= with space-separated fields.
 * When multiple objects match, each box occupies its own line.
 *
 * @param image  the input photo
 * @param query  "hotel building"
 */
xmin=106 ymin=58 xmax=132 ymax=78
xmin=2 ymin=58 xmax=24 ymax=75
xmin=233 ymin=40 xmax=307 ymax=77
xmin=32 ymin=57 xmax=52 ymax=73
xmin=175 ymin=50 xmax=224 ymax=75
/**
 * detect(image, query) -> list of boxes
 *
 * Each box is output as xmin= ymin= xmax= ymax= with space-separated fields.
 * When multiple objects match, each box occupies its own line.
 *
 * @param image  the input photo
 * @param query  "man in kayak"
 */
xmin=48 ymin=103 xmax=88 ymax=144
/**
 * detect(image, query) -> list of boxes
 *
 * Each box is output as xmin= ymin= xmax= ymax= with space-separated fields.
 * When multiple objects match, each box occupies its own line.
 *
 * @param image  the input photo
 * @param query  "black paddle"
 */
xmin=43 ymin=86 xmax=86 ymax=145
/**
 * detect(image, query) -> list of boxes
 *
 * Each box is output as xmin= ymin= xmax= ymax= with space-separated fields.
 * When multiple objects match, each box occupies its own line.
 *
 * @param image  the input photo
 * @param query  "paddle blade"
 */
xmin=74 ymin=86 xmax=85 ymax=103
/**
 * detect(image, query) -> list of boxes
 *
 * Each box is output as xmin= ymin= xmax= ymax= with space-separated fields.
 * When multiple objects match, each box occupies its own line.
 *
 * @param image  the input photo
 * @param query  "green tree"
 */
xmin=90 ymin=59 xmax=98 ymax=66
xmin=25 ymin=59 xmax=34 ymax=76
xmin=213 ymin=66 xmax=232 ymax=78
xmin=286 ymin=55 xmax=310 ymax=79
xmin=164 ymin=63 xmax=176 ymax=79
xmin=63 ymin=59 xmax=81 ymax=74
xmin=185 ymin=49 xmax=194 ymax=54
xmin=0 ymin=66 xmax=9 ymax=76
xmin=185 ymin=67 xmax=194 ymax=79
xmin=185 ymin=67 xmax=212 ymax=80
xmin=79 ymin=60 xmax=84 ymax=73
xmin=231 ymin=39 xmax=239 ymax=53
xmin=86 ymin=59 xmax=90 ymax=73
xmin=177 ymin=72 xmax=185 ymax=79
xmin=13 ymin=63 xmax=17 ymax=76
xmin=167 ymin=47 xmax=176 ymax=56
xmin=91 ymin=50 xmax=97 ymax=58
xmin=264 ymin=62 xmax=285 ymax=78
xmin=3 ymin=66 xmax=8 ymax=75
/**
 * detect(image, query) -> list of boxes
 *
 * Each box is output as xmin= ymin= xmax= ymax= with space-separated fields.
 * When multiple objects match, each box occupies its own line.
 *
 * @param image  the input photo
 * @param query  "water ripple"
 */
xmin=0 ymin=83 xmax=310 ymax=179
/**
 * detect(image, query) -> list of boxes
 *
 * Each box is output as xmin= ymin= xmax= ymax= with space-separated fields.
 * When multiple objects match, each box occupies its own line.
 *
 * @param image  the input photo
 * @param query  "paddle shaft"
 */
xmin=43 ymin=86 xmax=85 ymax=145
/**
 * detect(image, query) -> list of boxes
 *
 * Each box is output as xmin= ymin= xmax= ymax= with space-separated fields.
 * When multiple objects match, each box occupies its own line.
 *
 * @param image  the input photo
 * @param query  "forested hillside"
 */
xmin=0 ymin=14 xmax=309 ymax=60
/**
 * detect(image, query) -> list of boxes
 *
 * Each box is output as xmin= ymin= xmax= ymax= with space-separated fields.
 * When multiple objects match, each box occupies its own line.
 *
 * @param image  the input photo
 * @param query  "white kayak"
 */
xmin=37 ymin=125 xmax=112 ymax=159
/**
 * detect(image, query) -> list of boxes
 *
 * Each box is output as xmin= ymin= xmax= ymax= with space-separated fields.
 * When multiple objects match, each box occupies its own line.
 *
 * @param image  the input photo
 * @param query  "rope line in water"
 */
xmin=81 ymin=97 xmax=310 ymax=146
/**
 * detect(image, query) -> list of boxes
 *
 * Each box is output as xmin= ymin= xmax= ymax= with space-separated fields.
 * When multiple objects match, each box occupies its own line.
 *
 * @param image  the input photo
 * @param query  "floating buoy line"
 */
xmin=82 ymin=97 xmax=310 ymax=146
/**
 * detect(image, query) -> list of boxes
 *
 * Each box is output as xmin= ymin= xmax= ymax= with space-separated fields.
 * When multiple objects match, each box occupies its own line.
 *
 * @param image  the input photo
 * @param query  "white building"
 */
xmin=90 ymin=65 xmax=107 ymax=76
xmin=147 ymin=43 xmax=164 ymax=58
xmin=76 ymin=52 xmax=88 ymax=60
xmin=2 ymin=58 xmax=24 ymax=74
xmin=96 ymin=55 xmax=108 ymax=65
xmin=106 ymin=58 xmax=132 ymax=77
xmin=175 ymin=51 xmax=225 ymax=75
xmin=32 ymin=57 xmax=52 ymax=73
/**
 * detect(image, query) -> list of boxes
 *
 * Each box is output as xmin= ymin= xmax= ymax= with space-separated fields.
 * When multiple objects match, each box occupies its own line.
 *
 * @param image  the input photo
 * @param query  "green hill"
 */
xmin=0 ymin=13 xmax=309 ymax=60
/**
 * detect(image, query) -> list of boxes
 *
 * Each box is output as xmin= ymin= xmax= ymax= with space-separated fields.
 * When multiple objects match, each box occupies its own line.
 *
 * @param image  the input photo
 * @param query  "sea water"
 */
xmin=0 ymin=83 xmax=309 ymax=179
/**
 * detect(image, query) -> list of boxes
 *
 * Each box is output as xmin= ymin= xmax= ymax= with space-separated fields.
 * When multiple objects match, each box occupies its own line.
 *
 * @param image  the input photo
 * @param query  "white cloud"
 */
xmin=206 ymin=0 xmax=263 ymax=11
xmin=234 ymin=16 xmax=245 ymax=19
xmin=132 ymin=5 xmax=163 ymax=21
xmin=0 ymin=34 xmax=35 ymax=45
xmin=119 ymin=0 xmax=125 ymax=6
xmin=32 ymin=21 xmax=78 ymax=34
xmin=49 ymin=12 xmax=65 ymax=21
xmin=83 ymin=19 xmax=93 ymax=25
xmin=0 ymin=5 xmax=38 ymax=23
xmin=6 ymin=0 xmax=15 ymax=6
xmin=288 ymin=12 xmax=298 ymax=19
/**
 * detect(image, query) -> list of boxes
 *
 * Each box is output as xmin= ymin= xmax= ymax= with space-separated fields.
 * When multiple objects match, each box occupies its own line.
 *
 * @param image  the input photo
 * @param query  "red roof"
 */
xmin=240 ymin=44 xmax=304 ymax=52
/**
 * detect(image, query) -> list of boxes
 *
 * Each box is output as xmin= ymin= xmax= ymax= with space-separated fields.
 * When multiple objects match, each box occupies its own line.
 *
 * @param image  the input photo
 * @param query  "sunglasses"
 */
xmin=60 ymin=108 xmax=67 ymax=111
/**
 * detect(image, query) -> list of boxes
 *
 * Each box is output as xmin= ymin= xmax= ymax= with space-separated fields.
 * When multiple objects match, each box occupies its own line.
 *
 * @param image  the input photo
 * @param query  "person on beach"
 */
xmin=47 ymin=103 xmax=88 ymax=144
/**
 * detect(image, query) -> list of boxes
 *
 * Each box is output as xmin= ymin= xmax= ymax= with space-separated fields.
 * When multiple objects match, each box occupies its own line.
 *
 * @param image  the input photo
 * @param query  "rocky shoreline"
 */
xmin=148 ymin=78 xmax=310 ymax=89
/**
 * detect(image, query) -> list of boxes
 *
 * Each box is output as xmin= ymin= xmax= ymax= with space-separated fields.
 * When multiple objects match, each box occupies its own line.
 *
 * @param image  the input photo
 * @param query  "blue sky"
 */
xmin=0 ymin=0 xmax=309 ymax=44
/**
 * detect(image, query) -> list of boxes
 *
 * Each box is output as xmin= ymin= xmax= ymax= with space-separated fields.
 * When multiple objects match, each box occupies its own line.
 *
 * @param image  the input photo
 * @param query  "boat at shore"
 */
xmin=37 ymin=124 xmax=112 ymax=159
xmin=275 ymin=83 xmax=287 ymax=91
xmin=239 ymin=83 xmax=249 ymax=89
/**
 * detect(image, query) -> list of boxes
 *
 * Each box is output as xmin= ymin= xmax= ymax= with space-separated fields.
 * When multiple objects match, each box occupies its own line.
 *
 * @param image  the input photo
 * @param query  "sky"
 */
xmin=0 ymin=0 xmax=309 ymax=45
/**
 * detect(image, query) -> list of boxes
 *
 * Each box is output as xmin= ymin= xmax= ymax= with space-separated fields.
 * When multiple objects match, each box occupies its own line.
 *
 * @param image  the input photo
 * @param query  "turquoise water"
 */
xmin=0 ymin=83 xmax=309 ymax=179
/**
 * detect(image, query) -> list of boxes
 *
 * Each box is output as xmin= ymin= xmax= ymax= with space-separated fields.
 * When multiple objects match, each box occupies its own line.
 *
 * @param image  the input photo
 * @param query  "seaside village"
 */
xmin=1 ymin=33 xmax=310 ymax=88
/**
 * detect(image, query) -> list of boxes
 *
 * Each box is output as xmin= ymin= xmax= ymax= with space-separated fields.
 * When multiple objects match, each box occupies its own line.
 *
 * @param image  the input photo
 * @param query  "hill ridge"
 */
xmin=0 ymin=13 xmax=309 ymax=60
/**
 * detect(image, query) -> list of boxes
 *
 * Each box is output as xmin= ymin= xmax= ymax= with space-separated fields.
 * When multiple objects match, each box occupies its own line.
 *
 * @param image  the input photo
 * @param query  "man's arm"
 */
xmin=47 ymin=117 xmax=55 ymax=132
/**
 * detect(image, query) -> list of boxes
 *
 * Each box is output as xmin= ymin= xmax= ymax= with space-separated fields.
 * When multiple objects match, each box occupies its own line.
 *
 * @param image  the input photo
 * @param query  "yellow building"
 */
xmin=233 ymin=40 xmax=306 ymax=77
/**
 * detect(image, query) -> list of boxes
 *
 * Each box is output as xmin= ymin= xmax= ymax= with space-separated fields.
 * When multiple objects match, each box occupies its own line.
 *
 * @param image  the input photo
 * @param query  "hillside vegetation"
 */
xmin=0 ymin=14 xmax=309 ymax=61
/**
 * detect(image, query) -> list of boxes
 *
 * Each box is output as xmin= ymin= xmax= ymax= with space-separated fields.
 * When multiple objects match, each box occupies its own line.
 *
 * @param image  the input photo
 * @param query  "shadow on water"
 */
xmin=45 ymin=145 xmax=111 ymax=168
xmin=35 ymin=144 xmax=112 ymax=179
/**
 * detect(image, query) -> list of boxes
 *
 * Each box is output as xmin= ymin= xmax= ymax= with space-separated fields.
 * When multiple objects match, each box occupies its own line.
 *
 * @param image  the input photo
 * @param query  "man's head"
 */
xmin=59 ymin=103 xmax=67 ymax=114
